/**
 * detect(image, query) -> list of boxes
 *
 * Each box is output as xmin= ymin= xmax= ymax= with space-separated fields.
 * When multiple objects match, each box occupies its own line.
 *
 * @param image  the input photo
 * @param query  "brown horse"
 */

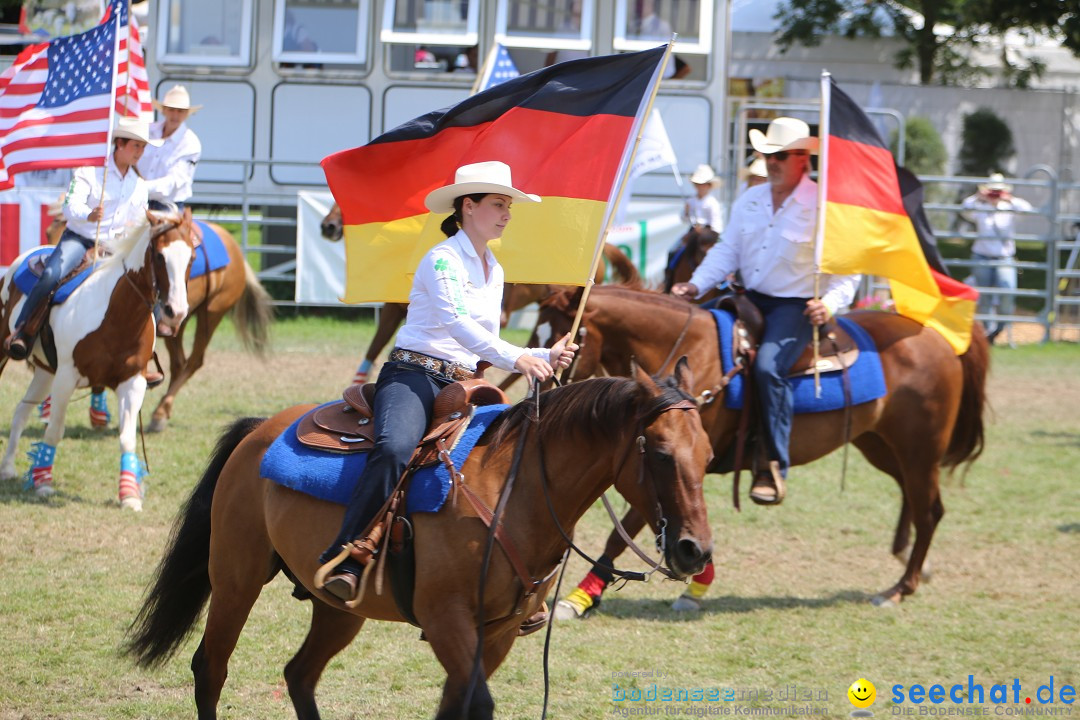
xmin=124 ymin=366 xmax=713 ymax=719
xmin=535 ymin=285 xmax=989 ymax=605
xmin=320 ymin=201 xmax=642 ymax=383
xmin=148 ymin=212 xmax=273 ymax=432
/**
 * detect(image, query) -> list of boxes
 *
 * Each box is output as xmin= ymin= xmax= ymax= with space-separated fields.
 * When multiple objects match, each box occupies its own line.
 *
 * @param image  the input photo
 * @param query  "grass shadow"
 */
xmin=597 ymin=590 xmax=870 ymax=620
xmin=1057 ymin=523 xmax=1080 ymax=534
xmin=0 ymin=478 xmax=92 ymax=506
xmin=1029 ymin=430 xmax=1080 ymax=447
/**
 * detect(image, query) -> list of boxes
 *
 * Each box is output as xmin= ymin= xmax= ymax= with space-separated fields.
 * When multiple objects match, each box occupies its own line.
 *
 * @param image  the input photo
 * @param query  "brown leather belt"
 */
xmin=389 ymin=348 xmax=474 ymax=382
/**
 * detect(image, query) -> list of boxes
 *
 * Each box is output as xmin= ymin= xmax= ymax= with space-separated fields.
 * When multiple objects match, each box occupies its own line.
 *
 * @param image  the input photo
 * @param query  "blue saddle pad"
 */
xmin=13 ymin=247 xmax=95 ymax=304
xmin=189 ymin=220 xmax=230 ymax=279
xmin=709 ymin=309 xmax=886 ymax=413
xmin=260 ymin=403 xmax=510 ymax=515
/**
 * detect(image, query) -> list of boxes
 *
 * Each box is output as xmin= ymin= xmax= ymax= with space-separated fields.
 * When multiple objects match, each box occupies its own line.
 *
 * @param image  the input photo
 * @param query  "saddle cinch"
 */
xmin=296 ymin=378 xmax=509 ymax=466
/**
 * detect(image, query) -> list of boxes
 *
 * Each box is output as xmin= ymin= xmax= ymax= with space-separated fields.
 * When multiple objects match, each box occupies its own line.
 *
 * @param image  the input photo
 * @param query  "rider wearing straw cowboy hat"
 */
xmin=137 ymin=85 xmax=202 ymax=212
xmin=5 ymin=118 xmax=161 ymax=362
xmin=317 ymin=161 xmax=577 ymax=613
xmin=673 ymin=117 xmax=860 ymax=506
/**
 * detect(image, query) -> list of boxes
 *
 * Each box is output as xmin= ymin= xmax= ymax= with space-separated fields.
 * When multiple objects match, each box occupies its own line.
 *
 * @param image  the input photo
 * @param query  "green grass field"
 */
xmin=0 ymin=315 xmax=1077 ymax=719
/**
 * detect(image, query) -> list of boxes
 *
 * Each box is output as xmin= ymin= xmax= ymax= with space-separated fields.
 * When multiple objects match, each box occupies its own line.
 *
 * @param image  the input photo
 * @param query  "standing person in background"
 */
xmin=672 ymin=117 xmax=860 ymax=507
xmin=960 ymin=173 xmax=1032 ymax=346
xmin=137 ymin=85 xmax=202 ymax=212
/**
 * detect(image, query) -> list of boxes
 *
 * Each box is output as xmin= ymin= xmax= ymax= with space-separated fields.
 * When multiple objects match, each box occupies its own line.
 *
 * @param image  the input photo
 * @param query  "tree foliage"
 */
xmin=890 ymin=116 xmax=947 ymax=177
xmin=956 ymin=107 xmax=1014 ymax=177
xmin=774 ymin=0 xmax=1080 ymax=87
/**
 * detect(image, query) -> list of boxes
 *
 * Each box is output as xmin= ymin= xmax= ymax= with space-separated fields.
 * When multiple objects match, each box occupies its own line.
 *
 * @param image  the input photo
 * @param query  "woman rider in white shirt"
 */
xmin=137 ymin=85 xmax=202 ymax=212
xmin=5 ymin=118 xmax=160 ymax=361
xmin=318 ymin=161 xmax=577 ymax=603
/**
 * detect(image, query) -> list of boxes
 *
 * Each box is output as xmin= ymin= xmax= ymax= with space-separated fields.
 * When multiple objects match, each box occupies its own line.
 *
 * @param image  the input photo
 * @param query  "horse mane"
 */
xmin=540 ymin=284 xmax=699 ymax=318
xmin=484 ymin=374 xmax=694 ymax=459
xmin=96 ymin=215 xmax=152 ymax=272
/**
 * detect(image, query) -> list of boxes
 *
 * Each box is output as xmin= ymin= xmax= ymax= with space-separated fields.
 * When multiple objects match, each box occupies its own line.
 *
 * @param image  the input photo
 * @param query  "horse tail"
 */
xmin=124 ymin=416 xmax=266 ymax=669
xmin=942 ymin=323 xmax=990 ymax=469
xmin=603 ymin=244 xmax=644 ymax=289
xmin=232 ymin=260 xmax=273 ymax=358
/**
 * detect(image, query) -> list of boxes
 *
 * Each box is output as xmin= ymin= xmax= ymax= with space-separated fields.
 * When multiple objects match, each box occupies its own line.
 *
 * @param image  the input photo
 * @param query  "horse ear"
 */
xmin=630 ymin=356 xmax=659 ymax=393
xmin=673 ymin=355 xmax=695 ymax=394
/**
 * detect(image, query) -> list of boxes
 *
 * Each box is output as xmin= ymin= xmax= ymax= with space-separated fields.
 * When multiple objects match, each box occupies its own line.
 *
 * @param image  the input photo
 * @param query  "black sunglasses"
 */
xmin=768 ymin=150 xmax=808 ymax=162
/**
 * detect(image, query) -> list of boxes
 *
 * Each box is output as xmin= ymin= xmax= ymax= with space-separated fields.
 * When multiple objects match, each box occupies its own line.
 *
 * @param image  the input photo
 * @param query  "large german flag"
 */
xmin=322 ymin=47 xmax=666 ymax=303
xmin=817 ymin=75 xmax=978 ymax=354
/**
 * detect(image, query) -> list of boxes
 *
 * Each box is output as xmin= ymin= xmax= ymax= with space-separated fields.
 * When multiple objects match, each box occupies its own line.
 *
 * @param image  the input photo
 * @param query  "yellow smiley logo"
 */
xmin=848 ymin=678 xmax=876 ymax=709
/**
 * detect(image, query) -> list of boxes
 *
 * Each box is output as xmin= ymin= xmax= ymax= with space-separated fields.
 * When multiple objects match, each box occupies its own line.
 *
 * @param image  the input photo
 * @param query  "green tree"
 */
xmin=956 ymin=107 xmax=1014 ymax=177
xmin=890 ymin=116 xmax=946 ymax=177
xmin=774 ymin=0 xmax=1080 ymax=87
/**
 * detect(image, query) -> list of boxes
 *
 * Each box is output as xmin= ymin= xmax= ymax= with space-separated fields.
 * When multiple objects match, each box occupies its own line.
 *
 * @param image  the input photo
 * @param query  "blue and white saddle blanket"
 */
xmin=709 ymin=309 xmax=887 ymax=413
xmin=190 ymin=220 xmax=230 ymax=279
xmin=260 ymin=403 xmax=509 ymax=515
xmin=12 ymin=219 xmax=229 ymax=302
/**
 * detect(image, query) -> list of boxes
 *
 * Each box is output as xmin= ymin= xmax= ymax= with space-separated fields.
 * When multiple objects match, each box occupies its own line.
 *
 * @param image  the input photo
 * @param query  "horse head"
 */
xmin=147 ymin=206 xmax=195 ymax=337
xmin=618 ymin=357 xmax=713 ymax=578
xmin=320 ymin=202 xmax=344 ymax=241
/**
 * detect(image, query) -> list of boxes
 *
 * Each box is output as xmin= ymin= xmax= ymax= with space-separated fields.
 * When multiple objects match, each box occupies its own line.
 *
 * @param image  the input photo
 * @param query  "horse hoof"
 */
xmin=553 ymin=600 xmax=583 ymax=620
xmin=670 ymin=594 xmax=702 ymax=612
xmin=147 ymin=416 xmax=167 ymax=433
xmin=120 ymin=496 xmax=143 ymax=512
xmin=35 ymin=483 xmax=56 ymax=499
xmin=870 ymin=594 xmax=899 ymax=608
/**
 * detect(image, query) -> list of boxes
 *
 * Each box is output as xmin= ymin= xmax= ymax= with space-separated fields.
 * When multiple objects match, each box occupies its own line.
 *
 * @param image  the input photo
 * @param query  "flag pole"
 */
xmin=812 ymin=70 xmax=832 ymax=399
xmin=95 ymin=9 xmax=123 ymax=260
xmin=567 ymin=40 xmax=675 ymax=345
xmin=471 ymin=43 xmax=499 ymax=96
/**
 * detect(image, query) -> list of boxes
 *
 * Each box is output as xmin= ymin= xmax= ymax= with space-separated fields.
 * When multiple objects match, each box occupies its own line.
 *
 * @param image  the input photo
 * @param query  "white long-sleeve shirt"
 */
xmin=961 ymin=193 xmax=1033 ymax=259
xmin=62 ymin=160 xmax=148 ymax=251
xmin=137 ymin=121 xmax=201 ymax=203
xmin=685 ymin=193 xmax=723 ymax=230
xmin=394 ymin=230 xmax=552 ymax=372
xmin=688 ymin=173 xmax=860 ymax=315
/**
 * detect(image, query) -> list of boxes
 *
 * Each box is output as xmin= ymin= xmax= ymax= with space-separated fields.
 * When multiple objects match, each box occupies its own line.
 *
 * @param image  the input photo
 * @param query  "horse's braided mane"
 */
xmin=483 ymin=375 xmax=693 ymax=460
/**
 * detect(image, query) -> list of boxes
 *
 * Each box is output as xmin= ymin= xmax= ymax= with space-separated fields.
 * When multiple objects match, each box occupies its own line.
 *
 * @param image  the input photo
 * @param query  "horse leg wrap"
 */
xmin=90 ymin=391 xmax=110 ymax=428
xmin=685 ymin=560 xmax=715 ymax=599
xmin=119 ymin=452 xmax=147 ymax=504
xmin=24 ymin=442 xmax=57 ymax=496
xmin=39 ymin=396 xmax=51 ymax=423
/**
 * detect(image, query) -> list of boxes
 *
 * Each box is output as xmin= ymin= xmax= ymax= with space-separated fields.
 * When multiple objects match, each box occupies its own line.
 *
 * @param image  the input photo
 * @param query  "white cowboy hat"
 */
xmin=747 ymin=156 xmax=767 ymax=178
xmin=748 ymin=117 xmax=819 ymax=155
xmin=113 ymin=117 xmax=163 ymax=146
xmin=152 ymin=84 xmax=203 ymax=114
xmin=978 ymin=173 xmax=1013 ymax=193
xmin=424 ymin=161 xmax=541 ymax=214
xmin=689 ymin=164 xmax=720 ymax=185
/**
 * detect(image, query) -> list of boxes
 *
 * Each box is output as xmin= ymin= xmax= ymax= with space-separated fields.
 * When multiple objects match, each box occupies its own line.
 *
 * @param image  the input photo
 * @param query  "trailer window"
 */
xmin=157 ymin=0 xmax=254 ymax=67
xmin=495 ymin=0 xmax=593 ymax=53
xmin=613 ymin=0 xmax=711 ymax=81
xmin=380 ymin=0 xmax=479 ymax=47
xmin=273 ymin=0 xmax=369 ymax=67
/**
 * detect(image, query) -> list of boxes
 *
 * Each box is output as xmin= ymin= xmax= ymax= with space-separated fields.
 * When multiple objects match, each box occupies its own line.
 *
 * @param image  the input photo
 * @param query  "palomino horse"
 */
xmin=125 ymin=365 xmax=713 ymax=719
xmin=0 ymin=210 xmax=195 ymax=509
xmin=321 ymin=201 xmax=641 ymax=383
xmin=536 ymin=285 xmax=989 ymax=606
xmin=148 ymin=210 xmax=273 ymax=432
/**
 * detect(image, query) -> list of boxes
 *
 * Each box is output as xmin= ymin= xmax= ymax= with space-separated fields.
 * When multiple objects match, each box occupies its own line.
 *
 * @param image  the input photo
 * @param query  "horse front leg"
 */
xmin=425 ymin=610 xmax=513 ymax=720
xmin=0 ymin=368 xmax=54 ymax=484
xmin=554 ymin=507 xmax=646 ymax=620
xmin=149 ymin=328 xmax=188 ymax=432
xmin=283 ymin=600 xmax=365 ymax=720
xmin=115 ymin=374 xmax=148 ymax=511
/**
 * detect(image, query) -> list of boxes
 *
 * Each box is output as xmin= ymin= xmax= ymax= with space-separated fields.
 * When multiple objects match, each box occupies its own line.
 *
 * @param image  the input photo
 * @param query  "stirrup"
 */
xmin=749 ymin=460 xmax=786 ymax=506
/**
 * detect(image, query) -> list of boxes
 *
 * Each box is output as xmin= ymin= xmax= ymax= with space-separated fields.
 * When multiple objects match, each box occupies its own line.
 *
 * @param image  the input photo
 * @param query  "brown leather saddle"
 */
xmin=717 ymin=289 xmax=859 ymax=376
xmin=296 ymin=379 xmax=510 ymax=465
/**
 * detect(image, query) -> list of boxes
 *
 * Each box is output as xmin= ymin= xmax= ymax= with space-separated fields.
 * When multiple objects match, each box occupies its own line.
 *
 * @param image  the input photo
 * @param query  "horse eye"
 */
xmin=652 ymin=449 xmax=674 ymax=464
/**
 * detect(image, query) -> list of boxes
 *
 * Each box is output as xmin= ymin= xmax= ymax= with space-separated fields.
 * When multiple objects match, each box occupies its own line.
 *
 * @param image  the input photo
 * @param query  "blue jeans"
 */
xmin=15 ymin=228 xmax=93 ymax=329
xmin=973 ymin=253 xmax=1016 ymax=339
xmin=747 ymin=291 xmax=814 ymax=479
xmin=320 ymin=361 xmax=451 ymax=566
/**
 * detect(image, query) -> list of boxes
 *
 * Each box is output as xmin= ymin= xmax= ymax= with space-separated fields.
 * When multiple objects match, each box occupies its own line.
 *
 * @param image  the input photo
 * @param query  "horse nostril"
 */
xmin=676 ymin=537 xmax=705 ymax=566
xmin=163 ymin=305 xmax=175 ymax=319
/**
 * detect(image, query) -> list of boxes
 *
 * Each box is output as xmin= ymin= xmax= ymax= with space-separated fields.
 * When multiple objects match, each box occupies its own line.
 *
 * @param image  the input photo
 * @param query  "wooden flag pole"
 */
xmin=567 ymin=40 xmax=676 ymax=345
xmin=95 ymin=8 xmax=124 ymax=261
xmin=471 ymin=44 xmax=499 ymax=96
xmin=811 ymin=70 xmax=832 ymax=399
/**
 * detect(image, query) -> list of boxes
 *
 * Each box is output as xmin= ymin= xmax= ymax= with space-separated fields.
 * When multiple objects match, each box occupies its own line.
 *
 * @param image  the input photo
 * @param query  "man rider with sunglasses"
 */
xmin=672 ymin=117 xmax=860 ymax=507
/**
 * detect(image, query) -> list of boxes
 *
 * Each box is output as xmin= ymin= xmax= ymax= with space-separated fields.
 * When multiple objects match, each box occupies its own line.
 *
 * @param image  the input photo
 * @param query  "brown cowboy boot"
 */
xmin=5 ymin=327 xmax=30 ymax=361
xmin=518 ymin=602 xmax=550 ymax=637
xmin=749 ymin=460 xmax=786 ymax=506
xmin=143 ymin=352 xmax=165 ymax=389
xmin=321 ymin=524 xmax=387 ymax=602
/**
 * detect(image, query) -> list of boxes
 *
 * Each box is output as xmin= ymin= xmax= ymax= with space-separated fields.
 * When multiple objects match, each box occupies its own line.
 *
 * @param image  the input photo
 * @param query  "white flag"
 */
xmin=629 ymin=108 xmax=677 ymax=179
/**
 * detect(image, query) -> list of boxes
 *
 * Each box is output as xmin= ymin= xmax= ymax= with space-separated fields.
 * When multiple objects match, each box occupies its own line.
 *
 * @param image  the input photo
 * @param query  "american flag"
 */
xmin=476 ymin=43 xmax=520 ymax=93
xmin=101 ymin=0 xmax=151 ymax=118
xmin=0 ymin=18 xmax=118 ymax=191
